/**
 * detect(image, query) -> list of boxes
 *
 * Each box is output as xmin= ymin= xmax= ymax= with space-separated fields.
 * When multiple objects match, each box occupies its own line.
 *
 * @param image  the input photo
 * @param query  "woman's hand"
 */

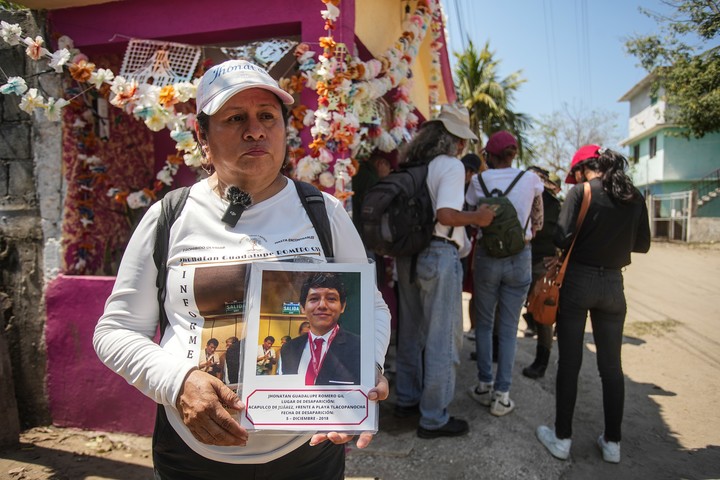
xmin=176 ymin=369 xmax=248 ymax=446
xmin=309 ymin=374 xmax=389 ymax=449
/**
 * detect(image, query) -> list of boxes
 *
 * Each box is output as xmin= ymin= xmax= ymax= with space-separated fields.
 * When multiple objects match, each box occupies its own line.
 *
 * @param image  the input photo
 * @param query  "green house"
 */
xmin=619 ymin=72 xmax=720 ymax=242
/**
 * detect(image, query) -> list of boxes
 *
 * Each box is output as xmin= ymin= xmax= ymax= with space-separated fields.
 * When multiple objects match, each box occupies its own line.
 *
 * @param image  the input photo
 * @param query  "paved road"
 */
xmin=345 ymin=241 xmax=720 ymax=479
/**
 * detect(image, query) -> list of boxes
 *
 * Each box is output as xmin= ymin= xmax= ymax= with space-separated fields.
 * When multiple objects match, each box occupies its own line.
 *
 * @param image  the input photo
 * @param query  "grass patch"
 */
xmin=624 ymin=318 xmax=682 ymax=337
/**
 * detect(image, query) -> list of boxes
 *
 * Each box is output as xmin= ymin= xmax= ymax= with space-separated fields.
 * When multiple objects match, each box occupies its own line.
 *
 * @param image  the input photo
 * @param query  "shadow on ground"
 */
xmin=0 ymin=443 xmax=153 ymax=480
xmin=345 ymin=334 xmax=720 ymax=480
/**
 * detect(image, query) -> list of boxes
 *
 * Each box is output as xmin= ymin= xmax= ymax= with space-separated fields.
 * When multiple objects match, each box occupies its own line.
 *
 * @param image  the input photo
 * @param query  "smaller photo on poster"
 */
xmin=240 ymin=261 xmax=377 ymax=433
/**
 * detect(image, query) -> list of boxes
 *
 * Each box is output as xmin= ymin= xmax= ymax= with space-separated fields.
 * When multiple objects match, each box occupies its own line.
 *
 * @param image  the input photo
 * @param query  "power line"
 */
xmin=574 ymin=0 xmax=593 ymax=108
xmin=542 ymin=0 xmax=558 ymax=112
xmin=581 ymin=0 xmax=593 ymax=106
xmin=452 ymin=0 xmax=467 ymax=50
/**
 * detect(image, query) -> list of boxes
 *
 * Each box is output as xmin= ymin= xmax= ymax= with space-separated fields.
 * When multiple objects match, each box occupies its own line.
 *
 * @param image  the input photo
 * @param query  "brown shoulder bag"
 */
xmin=526 ymin=182 xmax=591 ymax=325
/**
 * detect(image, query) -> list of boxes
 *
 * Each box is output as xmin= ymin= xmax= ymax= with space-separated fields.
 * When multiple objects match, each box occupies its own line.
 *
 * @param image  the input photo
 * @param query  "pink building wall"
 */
xmin=45 ymin=275 xmax=156 ymax=435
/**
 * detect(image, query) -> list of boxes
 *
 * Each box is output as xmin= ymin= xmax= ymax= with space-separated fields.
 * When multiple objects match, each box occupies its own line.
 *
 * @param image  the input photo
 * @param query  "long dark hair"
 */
xmin=582 ymin=149 xmax=639 ymax=203
xmin=400 ymin=122 xmax=463 ymax=165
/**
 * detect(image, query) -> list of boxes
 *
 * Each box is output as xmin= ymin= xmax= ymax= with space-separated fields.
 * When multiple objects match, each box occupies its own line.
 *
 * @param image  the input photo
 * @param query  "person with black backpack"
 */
xmin=465 ymin=130 xmax=544 ymax=418
xmin=393 ymin=104 xmax=495 ymax=439
xmin=93 ymin=60 xmax=391 ymax=479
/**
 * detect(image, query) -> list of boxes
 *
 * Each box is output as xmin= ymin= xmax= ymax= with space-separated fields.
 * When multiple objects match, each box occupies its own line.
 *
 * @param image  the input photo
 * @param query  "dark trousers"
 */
xmin=152 ymin=406 xmax=345 ymax=480
xmin=554 ymin=263 xmax=626 ymax=443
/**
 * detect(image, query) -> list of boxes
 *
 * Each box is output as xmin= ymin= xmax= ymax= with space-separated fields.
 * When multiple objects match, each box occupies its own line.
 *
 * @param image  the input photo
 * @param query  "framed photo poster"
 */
xmin=239 ymin=261 xmax=377 ymax=432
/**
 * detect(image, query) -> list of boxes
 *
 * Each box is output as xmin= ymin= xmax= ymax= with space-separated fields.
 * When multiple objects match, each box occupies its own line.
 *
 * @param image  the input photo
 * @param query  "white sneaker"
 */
xmin=467 ymin=382 xmax=493 ymax=406
xmin=490 ymin=391 xmax=515 ymax=416
xmin=536 ymin=425 xmax=571 ymax=460
xmin=597 ymin=434 xmax=621 ymax=463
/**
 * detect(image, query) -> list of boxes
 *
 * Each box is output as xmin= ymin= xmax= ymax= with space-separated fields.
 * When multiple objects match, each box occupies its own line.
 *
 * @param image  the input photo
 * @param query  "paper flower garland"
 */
xmin=289 ymin=0 xmax=439 ymax=198
xmin=0 ymin=25 xmax=204 ymax=212
xmin=0 ymin=0 xmax=444 ymax=204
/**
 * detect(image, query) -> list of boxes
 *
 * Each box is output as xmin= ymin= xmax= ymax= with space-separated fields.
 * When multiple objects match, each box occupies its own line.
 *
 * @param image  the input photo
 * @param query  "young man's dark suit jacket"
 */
xmin=279 ymin=327 xmax=361 ymax=385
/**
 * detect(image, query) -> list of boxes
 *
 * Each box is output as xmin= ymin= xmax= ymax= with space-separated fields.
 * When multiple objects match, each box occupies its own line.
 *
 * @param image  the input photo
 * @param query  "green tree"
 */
xmin=530 ymin=103 xmax=620 ymax=183
xmin=625 ymin=0 xmax=720 ymax=137
xmin=453 ymin=39 xmax=533 ymax=162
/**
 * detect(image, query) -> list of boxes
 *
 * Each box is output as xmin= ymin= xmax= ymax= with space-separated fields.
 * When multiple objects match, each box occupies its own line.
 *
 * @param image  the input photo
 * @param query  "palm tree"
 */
xmin=454 ymin=40 xmax=534 ymax=163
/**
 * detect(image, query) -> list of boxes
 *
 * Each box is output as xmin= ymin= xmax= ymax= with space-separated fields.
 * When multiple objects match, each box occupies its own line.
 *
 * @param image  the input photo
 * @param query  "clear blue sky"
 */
xmin=440 ymin=0 xmax=669 ymax=144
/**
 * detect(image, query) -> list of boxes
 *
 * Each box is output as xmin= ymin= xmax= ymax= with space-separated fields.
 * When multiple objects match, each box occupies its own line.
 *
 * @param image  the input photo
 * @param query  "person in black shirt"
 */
xmin=536 ymin=145 xmax=650 ymax=465
xmin=521 ymin=167 xmax=562 ymax=379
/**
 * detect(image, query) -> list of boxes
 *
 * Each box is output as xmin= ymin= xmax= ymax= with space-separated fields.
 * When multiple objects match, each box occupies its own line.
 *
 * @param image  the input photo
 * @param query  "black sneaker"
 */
xmin=416 ymin=417 xmax=469 ymax=439
xmin=393 ymin=403 xmax=420 ymax=418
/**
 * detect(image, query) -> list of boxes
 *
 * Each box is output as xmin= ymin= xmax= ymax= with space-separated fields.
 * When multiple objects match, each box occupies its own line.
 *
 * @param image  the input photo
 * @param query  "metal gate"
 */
xmin=648 ymin=191 xmax=693 ymax=242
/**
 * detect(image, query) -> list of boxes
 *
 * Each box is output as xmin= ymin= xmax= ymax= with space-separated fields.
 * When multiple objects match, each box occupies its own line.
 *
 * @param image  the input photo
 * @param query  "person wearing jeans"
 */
xmin=536 ymin=145 xmax=650 ymax=464
xmin=394 ymin=104 xmax=494 ymax=439
xmin=396 ymin=241 xmax=464 ymax=430
xmin=471 ymin=244 xmax=532 ymax=411
xmin=465 ymin=131 xmax=544 ymax=417
xmin=554 ymin=263 xmax=626 ymax=441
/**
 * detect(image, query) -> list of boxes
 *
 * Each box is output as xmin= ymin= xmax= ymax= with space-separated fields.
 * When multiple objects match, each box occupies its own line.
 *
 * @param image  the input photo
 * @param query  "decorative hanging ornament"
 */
xmin=120 ymin=39 xmax=201 ymax=87
xmin=221 ymin=39 xmax=298 ymax=71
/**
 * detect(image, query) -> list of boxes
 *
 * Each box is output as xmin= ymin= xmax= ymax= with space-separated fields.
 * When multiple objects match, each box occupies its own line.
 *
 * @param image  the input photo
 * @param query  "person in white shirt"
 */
xmin=465 ymin=130 xmax=544 ymax=418
xmin=93 ymin=59 xmax=391 ymax=479
xmin=394 ymin=104 xmax=495 ymax=439
xmin=256 ymin=336 xmax=277 ymax=375
xmin=278 ymin=272 xmax=361 ymax=385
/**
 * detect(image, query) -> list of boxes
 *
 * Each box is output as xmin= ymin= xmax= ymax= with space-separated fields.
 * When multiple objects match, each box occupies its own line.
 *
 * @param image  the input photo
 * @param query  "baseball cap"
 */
xmin=565 ymin=144 xmax=601 ymax=184
xmin=423 ymin=104 xmax=478 ymax=141
xmin=196 ymin=59 xmax=294 ymax=115
xmin=484 ymin=130 xmax=518 ymax=156
xmin=461 ymin=153 xmax=481 ymax=172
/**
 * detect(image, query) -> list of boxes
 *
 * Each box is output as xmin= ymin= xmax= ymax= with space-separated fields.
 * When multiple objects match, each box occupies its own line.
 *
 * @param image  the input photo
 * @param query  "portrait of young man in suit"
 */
xmin=278 ymin=272 xmax=361 ymax=385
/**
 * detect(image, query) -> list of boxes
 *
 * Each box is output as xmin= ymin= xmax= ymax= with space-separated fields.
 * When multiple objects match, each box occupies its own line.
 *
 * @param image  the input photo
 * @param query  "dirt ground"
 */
xmin=1 ymin=241 xmax=719 ymax=479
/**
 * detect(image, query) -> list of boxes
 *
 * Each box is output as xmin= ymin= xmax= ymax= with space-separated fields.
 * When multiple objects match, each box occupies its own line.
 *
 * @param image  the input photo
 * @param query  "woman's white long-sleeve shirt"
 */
xmin=93 ymin=178 xmax=391 ymax=464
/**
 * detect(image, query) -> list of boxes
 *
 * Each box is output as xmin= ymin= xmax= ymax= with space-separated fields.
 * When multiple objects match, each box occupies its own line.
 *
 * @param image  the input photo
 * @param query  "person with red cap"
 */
xmin=536 ymin=146 xmax=651 ymax=464
xmin=465 ymin=130 xmax=544 ymax=417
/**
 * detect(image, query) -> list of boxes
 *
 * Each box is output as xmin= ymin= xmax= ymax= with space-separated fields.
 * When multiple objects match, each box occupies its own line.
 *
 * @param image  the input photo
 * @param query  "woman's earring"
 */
xmin=202 ymin=163 xmax=214 ymax=175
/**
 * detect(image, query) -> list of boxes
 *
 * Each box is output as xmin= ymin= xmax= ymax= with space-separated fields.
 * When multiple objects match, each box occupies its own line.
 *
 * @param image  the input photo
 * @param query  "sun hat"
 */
xmin=565 ymin=144 xmax=601 ymax=184
xmin=528 ymin=165 xmax=561 ymax=192
xmin=461 ymin=153 xmax=482 ymax=173
xmin=196 ymin=59 xmax=294 ymax=115
xmin=484 ymin=130 xmax=518 ymax=157
xmin=423 ymin=104 xmax=478 ymax=141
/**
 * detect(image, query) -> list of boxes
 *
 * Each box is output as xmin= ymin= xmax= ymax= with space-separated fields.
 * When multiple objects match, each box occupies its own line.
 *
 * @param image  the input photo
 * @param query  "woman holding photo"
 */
xmin=94 ymin=60 xmax=390 ymax=479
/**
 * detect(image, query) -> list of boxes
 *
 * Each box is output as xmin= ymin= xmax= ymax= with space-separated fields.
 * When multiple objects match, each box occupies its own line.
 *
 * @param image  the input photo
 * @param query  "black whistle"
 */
xmin=221 ymin=186 xmax=252 ymax=227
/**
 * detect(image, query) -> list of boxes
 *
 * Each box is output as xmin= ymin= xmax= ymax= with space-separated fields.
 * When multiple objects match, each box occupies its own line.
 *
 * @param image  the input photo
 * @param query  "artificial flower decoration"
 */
xmin=170 ymin=129 xmax=197 ymax=152
xmin=319 ymin=37 xmax=336 ymax=52
xmin=48 ymin=49 xmax=71 ymax=73
xmin=0 ymin=0 xmax=446 ymax=268
xmin=126 ymin=189 xmax=154 ymax=209
xmin=183 ymin=147 xmax=203 ymax=168
xmin=320 ymin=3 xmax=340 ymax=22
xmin=0 ymin=76 xmax=28 ymax=96
xmin=318 ymin=170 xmax=335 ymax=188
xmin=158 ymin=85 xmax=178 ymax=108
xmin=18 ymin=88 xmax=44 ymax=113
xmin=0 ymin=20 xmax=22 ymax=45
xmin=88 ymin=68 xmax=114 ymax=89
xmin=44 ymin=97 xmax=70 ymax=122
xmin=69 ymin=59 xmax=95 ymax=83
xmin=23 ymin=35 xmax=48 ymax=60
xmin=109 ymin=76 xmax=139 ymax=110
xmin=294 ymin=42 xmax=310 ymax=59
